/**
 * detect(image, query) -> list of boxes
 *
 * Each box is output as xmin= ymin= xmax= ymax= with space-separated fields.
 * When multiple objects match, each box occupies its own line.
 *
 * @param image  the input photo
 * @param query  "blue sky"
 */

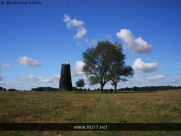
xmin=0 ymin=1 xmax=181 ymax=90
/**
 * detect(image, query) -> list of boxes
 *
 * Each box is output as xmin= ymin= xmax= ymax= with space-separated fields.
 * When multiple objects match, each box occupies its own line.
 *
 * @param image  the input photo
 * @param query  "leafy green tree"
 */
xmin=107 ymin=43 xmax=134 ymax=92
xmin=110 ymin=64 xmax=134 ymax=92
xmin=82 ymin=41 xmax=126 ymax=92
xmin=76 ymin=79 xmax=85 ymax=90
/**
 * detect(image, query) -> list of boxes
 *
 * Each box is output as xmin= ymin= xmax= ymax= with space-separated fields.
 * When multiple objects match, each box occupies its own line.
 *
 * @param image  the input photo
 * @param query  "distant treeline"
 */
xmin=1 ymin=85 xmax=181 ymax=92
xmin=33 ymin=85 xmax=181 ymax=92
xmin=31 ymin=87 xmax=89 ymax=92
xmin=87 ymin=85 xmax=181 ymax=92
xmin=0 ymin=87 xmax=6 ymax=91
xmin=31 ymin=87 xmax=58 ymax=92
xmin=108 ymin=86 xmax=181 ymax=92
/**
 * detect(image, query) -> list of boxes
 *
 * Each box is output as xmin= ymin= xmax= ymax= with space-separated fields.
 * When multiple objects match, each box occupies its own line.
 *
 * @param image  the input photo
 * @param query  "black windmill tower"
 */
xmin=59 ymin=62 xmax=72 ymax=91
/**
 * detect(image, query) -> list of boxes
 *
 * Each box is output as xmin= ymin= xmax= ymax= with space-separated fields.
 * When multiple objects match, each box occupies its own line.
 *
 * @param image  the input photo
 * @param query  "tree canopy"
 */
xmin=76 ymin=79 xmax=85 ymax=90
xmin=82 ymin=41 xmax=134 ymax=92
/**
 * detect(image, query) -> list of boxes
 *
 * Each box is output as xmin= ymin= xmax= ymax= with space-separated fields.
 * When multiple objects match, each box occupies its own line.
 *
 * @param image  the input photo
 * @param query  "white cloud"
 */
xmin=133 ymin=58 xmax=158 ymax=72
xmin=63 ymin=14 xmax=87 ymax=39
xmin=71 ymin=61 xmax=85 ymax=76
xmin=163 ymin=75 xmax=181 ymax=84
xmin=116 ymin=29 xmax=153 ymax=54
xmin=2 ymin=63 xmax=11 ymax=68
xmin=17 ymin=76 xmax=28 ymax=81
xmin=17 ymin=75 xmax=42 ymax=82
xmin=117 ymin=73 xmax=181 ymax=87
xmin=175 ymin=75 xmax=181 ymax=82
xmin=0 ymin=81 xmax=9 ymax=86
xmin=17 ymin=75 xmax=60 ymax=83
xmin=85 ymin=38 xmax=98 ymax=46
xmin=134 ymin=73 xmax=146 ymax=78
xmin=17 ymin=56 xmax=41 ymax=67
xmin=90 ymin=38 xmax=97 ymax=46
xmin=82 ymin=74 xmax=89 ymax=82
xmin=43 ymin=75 xmax=60 ymax=83
xmin=74 ymin=27 xmax=87 ymax=39
xmin=63 ymin=14 xmax=84 ymax=29
xmin=29 ymin=75 xmax=43 ymax=82
xmin=146 ymin=75 xmax=165 ymax=81
xmin=117 ymin=78 xmax=144 ymax=87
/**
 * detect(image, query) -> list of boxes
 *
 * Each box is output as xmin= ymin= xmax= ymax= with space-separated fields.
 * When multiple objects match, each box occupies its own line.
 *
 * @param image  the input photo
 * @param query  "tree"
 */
xmin=133 ymin=86 xmax=139 ymax=91
xmin=76 ymin=79 xmax=85 ymax=90
xmin=105 ymin=42 xmax=134 ymax=92
xmin=82 ymin=41 xmax=126 ymax=93
xmin=110 ymin=65 xmax=134 ymax=92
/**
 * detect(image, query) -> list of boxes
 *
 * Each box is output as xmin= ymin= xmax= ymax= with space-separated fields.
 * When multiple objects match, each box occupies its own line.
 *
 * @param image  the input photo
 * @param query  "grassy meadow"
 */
xmin=0 ymin=90 xmax=181 ymax=136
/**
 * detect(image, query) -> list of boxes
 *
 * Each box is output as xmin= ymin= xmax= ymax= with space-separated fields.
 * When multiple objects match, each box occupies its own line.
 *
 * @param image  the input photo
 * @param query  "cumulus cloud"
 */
xmin=133 ymin=58 xmax=158 ymax=72
xmin=146 ymin=75 xmax=165 ymax=81
xmin=175 ymin=75 xmax=181 ymax=82
xmin=2 ymin=63 xmax=11 ymax=68
xmin=43 ymin=75 xmax=60 ymax=83
xmin=74 ymin=27 xmax=87 ymax=39
xmin=17 ymin=75 xmax=42 ymax=82
xmin=117 ymin=78 xmax=143 ymax=87
xmin=116 ymin=29 xmax=153 ymax=54
xmin=163 ymin=75 xmax=181 ymax=84
xmin=63 ymin=14 xmax=87 ymax=39
xmin=71 ymin=61 xmax=85 ymax=76
xmin=17 ymin=56 xmax=41 ymax=67
xmin=119 ymin=73 xmax=181 ymax=87
xmin=29 ymin=75 xmax=43 ymax=82
xmin=134 ymin=73 xmax=146 ymax=78
xmin=63 ymin=14 xmax=84 ymax=28
xmin=17 ymin=75 xmax=60 ymax=83
xmin=0 ymin=81 xmax=9 ymax=86
xmin=17 ymin=76 xmax=28 ymax=81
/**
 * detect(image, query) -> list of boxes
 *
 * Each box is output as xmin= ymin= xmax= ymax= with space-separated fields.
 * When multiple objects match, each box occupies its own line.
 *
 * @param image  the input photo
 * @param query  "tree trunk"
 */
xmin=114 ymin=83 xmax=117 ymax=92
xmin=100 ymin=84 xmax=104 ymax=93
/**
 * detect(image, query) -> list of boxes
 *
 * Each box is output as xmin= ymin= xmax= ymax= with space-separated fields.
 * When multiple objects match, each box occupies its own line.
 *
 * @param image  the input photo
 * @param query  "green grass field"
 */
xmin=0 ymin=90 xmax=181 ymax=136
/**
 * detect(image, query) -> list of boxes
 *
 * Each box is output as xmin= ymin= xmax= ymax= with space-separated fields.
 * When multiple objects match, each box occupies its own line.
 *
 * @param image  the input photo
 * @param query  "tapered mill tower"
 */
xmin=59 ymin=62 xmax=72 ymax=91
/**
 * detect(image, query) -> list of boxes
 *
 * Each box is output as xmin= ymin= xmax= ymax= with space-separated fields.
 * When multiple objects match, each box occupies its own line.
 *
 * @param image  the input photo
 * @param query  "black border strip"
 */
xmin=0 ymin=123 xmax=180 ymax=131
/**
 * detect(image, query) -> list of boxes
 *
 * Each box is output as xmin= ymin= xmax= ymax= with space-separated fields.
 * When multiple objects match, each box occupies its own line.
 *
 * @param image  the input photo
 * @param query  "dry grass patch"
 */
xmin=0 ymin=90 xmax=181 ymax=136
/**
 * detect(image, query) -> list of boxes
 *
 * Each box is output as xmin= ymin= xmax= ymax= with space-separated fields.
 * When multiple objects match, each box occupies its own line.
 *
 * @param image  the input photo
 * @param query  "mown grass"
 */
xmin=0 ymin=90 xmax=181 ymax=136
